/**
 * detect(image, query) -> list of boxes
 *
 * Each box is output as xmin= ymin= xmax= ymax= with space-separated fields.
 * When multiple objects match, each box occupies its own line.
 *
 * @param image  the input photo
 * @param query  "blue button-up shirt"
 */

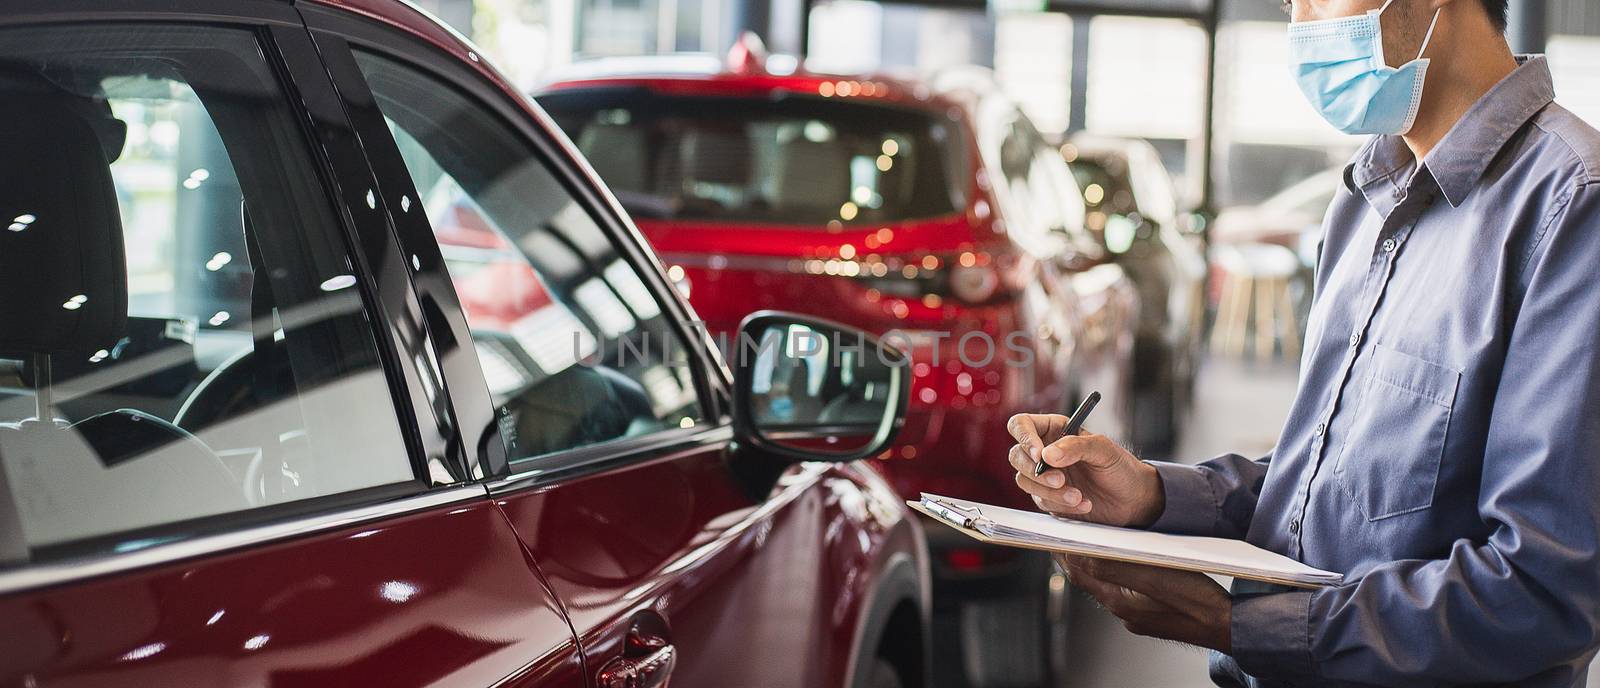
xmin=1151 ymin=56 xmax=1600 ymax=687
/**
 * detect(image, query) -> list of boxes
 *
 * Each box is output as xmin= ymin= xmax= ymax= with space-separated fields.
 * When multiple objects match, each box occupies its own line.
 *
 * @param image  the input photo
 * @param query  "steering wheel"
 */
xmin=175 ymin=344 xmax=304 ymax=505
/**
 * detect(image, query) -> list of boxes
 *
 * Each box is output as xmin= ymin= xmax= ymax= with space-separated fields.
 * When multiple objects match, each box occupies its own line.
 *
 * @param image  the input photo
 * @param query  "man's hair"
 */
xmin=1480 ymin=0 xmax=1509 ymax=31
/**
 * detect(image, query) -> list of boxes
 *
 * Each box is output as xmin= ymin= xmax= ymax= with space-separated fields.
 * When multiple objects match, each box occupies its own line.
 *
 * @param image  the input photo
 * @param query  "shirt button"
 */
xmin=1290 ymin=518 xmax=1301 ymax=534
xmin=1382 ymin=238 xmax=1397 ymax=252
xmin=1349 ymin=332 xmax=1361 ymax=347
xmin=1314 ymin=422 xmax=1326 ymax=436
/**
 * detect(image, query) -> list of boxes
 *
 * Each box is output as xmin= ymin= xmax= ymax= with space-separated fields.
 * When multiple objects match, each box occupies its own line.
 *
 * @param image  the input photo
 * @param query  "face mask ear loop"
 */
xmin=1416 ymin=7 xmax=1442 ymax=60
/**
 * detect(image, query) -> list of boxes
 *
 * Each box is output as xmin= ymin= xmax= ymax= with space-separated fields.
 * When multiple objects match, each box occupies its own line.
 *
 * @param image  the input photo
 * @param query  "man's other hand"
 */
xmin=1058 ymin=554 xmax=1232 ymax=653
xmin=1006 ymin=413 xmax=1165 ymax=527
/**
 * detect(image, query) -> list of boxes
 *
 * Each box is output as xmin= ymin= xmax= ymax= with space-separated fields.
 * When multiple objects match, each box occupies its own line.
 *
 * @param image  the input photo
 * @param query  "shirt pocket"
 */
xmin=1334 ymin=344 xmax=1461 ymax=521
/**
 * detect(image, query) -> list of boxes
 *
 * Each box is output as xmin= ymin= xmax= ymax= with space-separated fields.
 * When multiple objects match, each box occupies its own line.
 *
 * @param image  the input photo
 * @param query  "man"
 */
xmin=1007 ymin=0 xmax=1600 ymax=685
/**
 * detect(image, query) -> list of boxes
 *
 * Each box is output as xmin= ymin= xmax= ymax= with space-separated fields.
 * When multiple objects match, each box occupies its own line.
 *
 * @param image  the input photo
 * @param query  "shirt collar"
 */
xmin=1345 ymin=55 xmax=1555 ymax=209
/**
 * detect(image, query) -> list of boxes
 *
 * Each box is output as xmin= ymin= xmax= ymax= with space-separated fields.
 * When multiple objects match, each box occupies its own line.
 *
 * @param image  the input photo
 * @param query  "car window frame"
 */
xmin=0 ymin=2 xmax=483 ymax=595
xmin=298 ymin=6 xmax=730 ymax=487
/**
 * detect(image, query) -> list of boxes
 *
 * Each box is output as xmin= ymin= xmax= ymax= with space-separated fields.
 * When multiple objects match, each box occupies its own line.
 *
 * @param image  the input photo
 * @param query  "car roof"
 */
xmin=535 ymin=53 xmax=975 ymax=116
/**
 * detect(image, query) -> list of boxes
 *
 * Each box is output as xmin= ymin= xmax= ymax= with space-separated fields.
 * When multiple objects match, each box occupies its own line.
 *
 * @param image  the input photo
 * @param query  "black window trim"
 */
xmin=0 ymin=2 xmax=485 ymax=593
xmin=300 ymin=5 xmax=732 ymax=485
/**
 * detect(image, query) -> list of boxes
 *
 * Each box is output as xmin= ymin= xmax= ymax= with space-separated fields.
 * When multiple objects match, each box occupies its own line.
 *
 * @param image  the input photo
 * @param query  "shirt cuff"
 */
xmin=1147 ymin=461 xmax=1220 ymax=535
xmin=1230 ymin=590 xmax=1315 ymax=679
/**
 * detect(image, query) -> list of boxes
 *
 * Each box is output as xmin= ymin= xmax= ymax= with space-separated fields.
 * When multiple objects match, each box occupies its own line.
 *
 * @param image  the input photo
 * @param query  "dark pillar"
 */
xmin=1506 ymin=0 xmax=1547 ymax=54
xmin=1198 ymin=0 xmax=1220 ymax=215
xmin=798 ymin=0 xmax=815 ymax=56
xmin=727 ymin=0 xmax=773 ymax=52
xmin=1067 ymin=14 xmax=1090 ymax=134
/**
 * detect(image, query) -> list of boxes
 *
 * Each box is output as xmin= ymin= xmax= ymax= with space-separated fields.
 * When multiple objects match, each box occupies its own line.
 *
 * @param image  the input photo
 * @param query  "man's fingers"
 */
xmin=1008 ymin=445 xmax=1065 ymax=488
xmin=1006 ymin=414 xmax=1068 ymax=458
xmin=1041 ymin=431 xmax=1122 ymax=469
xmin=1092 ymin=560 xmax=1225 ymax=609
xmin=1014 ymin=473 xmax=1085 ymax=509
xmin=1032 ymin=493 xmax=1090 ymax=516
xmin=1064 ymin=559 xmax=1178 ymax=617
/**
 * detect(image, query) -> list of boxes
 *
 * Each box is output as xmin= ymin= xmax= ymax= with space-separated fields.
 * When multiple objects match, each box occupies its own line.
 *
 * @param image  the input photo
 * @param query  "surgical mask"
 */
xmin=1287 ymin=0 xmax=1441 ymax=135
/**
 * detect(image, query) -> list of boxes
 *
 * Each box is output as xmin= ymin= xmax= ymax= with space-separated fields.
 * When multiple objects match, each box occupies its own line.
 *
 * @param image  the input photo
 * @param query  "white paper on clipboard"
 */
xmin=912 ymin=493 xmax=1342 ymax=588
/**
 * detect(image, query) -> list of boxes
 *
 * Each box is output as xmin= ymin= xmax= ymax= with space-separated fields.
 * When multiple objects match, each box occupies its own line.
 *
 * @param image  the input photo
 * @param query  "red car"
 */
xmin=536 ymin=48 xmax=1139 ymax=685
xmin=0 ymin=3 xmax=930 ymax=688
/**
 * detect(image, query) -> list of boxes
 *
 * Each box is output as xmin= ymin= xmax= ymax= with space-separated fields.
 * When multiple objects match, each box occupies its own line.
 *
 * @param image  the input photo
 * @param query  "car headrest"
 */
xmin=577 ymin=123 xmax=648 ymax=193
xmin=774 ymin=138 xmax=849 ymax=211
xmin=680 ymin=128 xmax=751 ymax=187
xmin=0 ymin=71 xmax=129 ymax=356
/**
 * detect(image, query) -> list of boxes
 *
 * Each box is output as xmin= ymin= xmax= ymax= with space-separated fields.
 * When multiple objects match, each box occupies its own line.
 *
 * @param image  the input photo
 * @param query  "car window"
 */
xmin=1029 ymin=137 xmax=1088 ymax=236
xmin=991 ymin=113 xmax=1096 ymax=256
xmin=538 ymin=89 xmax=967 ymax=227
xmin=997 ymin=118 xmax=1044 ymax=234
xmin=350 ymin=51 xmax=702 ymax=464
xmin=0 ymin=25 xmax=414 ymax=562
xmin=1071 ymin=156 xmax=1137 ymax=216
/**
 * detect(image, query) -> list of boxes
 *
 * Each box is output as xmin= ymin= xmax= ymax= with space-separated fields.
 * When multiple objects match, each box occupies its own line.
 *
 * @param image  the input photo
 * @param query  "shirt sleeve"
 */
xmin=1146 ymin=454 xmax=1269 ymax=539
xmin=1233 ymin=181 xmax=1600 ymax=685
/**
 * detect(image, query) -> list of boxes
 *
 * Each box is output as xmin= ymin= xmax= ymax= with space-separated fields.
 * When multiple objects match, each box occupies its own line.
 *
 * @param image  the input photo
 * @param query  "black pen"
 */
xmin=1034 ymin=391 xmax=1101 ymax=477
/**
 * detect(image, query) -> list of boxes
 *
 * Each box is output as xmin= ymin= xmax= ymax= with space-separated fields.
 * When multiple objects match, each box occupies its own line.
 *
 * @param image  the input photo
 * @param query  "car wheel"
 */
xmin=1133 ymin=381 xmax=1177 ymax=455
xmin=862 ymin=658 xmax=905 ymax=688
xmin=1131 ymin=342 xmax=1179 ymax=455
xmin=947 ymin=552 xmax=1069 ymax=688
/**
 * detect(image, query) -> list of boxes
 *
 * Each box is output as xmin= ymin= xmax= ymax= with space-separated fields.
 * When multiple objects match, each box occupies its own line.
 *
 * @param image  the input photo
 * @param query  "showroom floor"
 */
xmin=1058 ymin=355 xmax=1299 ymax=688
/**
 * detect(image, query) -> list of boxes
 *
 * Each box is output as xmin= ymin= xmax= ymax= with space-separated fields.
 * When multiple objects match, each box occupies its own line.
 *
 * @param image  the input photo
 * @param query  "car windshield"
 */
xmin=1070 ymin=155 xmax=1138 ymax=216
xmin=538 ymin=87 xmax=967 ymax=226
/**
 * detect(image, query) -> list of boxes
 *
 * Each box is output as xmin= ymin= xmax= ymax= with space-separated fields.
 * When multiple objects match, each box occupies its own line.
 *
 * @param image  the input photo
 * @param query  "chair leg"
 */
xmin=1211 ymin=276 xmax=1232 ymax=353
xmin=1277 ymin=279 xmax=1300 ymax=362
xmin=1230 ymin=276 xmax=1253 ymax=357
xmin=1255 ymin=277 xmax=1276 ymax=362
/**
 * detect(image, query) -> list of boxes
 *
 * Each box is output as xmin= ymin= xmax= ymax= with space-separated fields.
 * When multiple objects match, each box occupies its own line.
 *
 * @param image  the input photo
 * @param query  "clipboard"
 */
xmin=911 ymin=493 xmax=1341 ymax=589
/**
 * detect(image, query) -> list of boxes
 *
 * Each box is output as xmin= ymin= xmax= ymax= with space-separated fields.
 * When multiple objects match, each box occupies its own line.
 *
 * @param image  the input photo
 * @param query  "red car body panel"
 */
xmin=0 ymin=497 xmax=584 ymax=687
xmin=496 ymin=453 xmax=927 ymax=688
xmin=0 ymin=3 xmax=931 ymax=688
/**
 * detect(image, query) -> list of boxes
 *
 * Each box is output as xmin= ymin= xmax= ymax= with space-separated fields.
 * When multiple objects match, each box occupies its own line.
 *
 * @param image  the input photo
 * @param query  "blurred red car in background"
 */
xmin=534 ymin=43 xmax=1138 ymax=686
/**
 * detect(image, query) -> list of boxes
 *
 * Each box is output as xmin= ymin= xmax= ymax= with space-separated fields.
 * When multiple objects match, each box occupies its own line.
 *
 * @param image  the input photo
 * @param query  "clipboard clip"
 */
xmin=921 ymin=495 xmax=984 ymax=529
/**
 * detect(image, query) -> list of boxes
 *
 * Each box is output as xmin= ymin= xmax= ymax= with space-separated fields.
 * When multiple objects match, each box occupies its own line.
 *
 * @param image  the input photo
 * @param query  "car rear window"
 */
xmin=538 ymin=87 xmax=967 ymax=226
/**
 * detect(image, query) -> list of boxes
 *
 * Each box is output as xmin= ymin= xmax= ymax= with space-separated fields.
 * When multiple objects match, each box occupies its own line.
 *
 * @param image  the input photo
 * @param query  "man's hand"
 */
xmin=1006 ymin=413 xmax=1165 ymax=527
xmin=1058 ymin=554 xmax=1232 ymax=653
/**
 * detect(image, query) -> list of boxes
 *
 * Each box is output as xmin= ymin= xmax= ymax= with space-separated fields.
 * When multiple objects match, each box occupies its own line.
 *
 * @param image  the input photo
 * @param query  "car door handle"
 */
xmin=597 ymin=644 xmax=675 ymax=688
xmin=597 ymin=624 xmax=676 ymax=688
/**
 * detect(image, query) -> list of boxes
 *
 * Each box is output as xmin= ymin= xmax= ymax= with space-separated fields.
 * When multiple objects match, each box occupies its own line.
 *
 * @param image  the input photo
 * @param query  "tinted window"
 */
xmin=352 ymin=53 xmax=702 ymax=462
xmin=538 ymin=88 xmax=967 ymax=227
xmin=1070 ymin=154 xmax=1144 ymax=253
xmin=0 ymin=25 xmax=413 ymax=562
xmin=1070 ymin=155 xmax=1138 ymax=216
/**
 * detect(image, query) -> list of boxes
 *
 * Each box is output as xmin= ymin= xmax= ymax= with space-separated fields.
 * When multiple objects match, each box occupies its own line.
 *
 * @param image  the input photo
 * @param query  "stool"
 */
xmin=1210 ymin=242 xmax=1300 ymax=362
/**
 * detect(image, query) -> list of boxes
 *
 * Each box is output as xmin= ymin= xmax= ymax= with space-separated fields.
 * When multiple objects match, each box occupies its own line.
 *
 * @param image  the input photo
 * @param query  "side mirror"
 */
xmin=731 ymin=311 xmax=909 ymax=462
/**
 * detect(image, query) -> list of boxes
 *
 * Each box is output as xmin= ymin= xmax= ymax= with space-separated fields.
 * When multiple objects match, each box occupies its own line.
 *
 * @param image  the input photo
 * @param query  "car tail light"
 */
xmin=942 ymin=546 xmax=1019 ymax=573
xmin=945 ymin=548 xmax=986 ymax=572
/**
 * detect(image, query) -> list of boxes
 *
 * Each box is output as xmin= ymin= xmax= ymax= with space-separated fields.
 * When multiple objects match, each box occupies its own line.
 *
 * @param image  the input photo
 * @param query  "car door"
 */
xmin=0 ymin=4 xmax=581 ymax=686
xmin=299 ymin=12 xmax=911 ymax=686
